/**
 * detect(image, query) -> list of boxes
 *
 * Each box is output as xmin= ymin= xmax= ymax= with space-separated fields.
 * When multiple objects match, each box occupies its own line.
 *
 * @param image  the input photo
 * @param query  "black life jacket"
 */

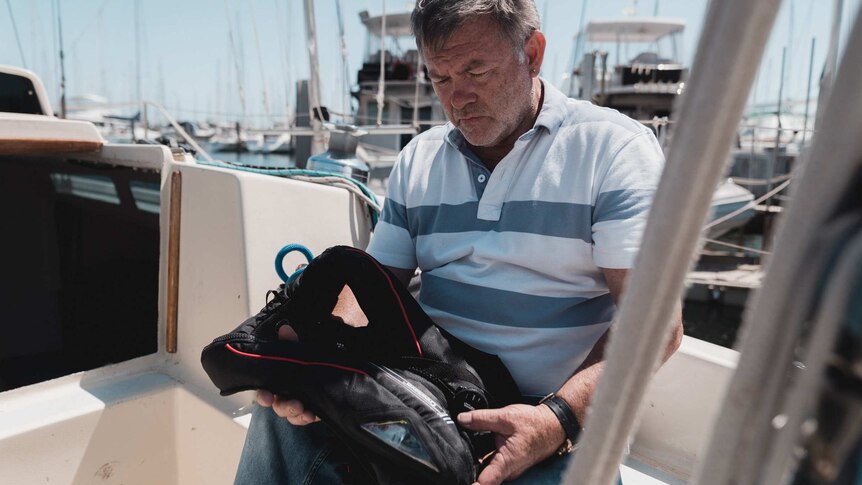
xmin=201 ymin=245 xmax=520 ymax=484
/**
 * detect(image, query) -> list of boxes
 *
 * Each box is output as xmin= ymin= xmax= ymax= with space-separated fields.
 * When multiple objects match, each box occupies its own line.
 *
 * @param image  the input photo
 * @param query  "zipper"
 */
xmin=208 ymin=332 xmax=258 ymax=345
xmin=372 ymin=363 xmax=453 ymax=425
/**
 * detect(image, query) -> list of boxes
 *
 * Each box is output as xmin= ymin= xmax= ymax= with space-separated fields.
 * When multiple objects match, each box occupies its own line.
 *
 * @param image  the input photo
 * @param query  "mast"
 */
xmin=376 ymin=0 xmax=387 ymax=127
xmin=224 ymin=0 xmax=248 ymax=128
xmin=303 ymin=0 xmax=326 ymax=154
xmin=249 ymin=7 xmax=272 ymax=121
xmin=569 ymin=0 xmax=590 ymax=97
xmin=135 ymin=0 xmax=142 ymax=115
xmin=801 ymin=37 xmax=815 ymax=146
xmin=55 ymin=0 xmax=67 ymax=118
xmin=335 ymin=0 xmax=351 ymax=122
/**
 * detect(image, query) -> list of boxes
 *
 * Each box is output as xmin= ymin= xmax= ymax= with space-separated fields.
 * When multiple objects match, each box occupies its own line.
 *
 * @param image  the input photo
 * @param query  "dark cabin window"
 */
xmin=0 ymin=156 xmax=160 ymax=391
xmin=0 ymin=72 xmax=44 ymax=115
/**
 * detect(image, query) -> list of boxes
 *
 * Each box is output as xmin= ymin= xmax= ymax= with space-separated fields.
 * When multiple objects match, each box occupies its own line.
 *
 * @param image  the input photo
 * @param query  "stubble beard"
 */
xmin=459 ymin=78 xmax=536 ymax=148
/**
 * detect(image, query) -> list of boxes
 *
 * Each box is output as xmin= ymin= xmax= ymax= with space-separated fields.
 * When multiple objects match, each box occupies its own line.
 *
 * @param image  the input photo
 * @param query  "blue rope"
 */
xmin=274 ymin=244 xmax=315 ymax=284
xmin=197 ymin=160 xmax=380 ymax=228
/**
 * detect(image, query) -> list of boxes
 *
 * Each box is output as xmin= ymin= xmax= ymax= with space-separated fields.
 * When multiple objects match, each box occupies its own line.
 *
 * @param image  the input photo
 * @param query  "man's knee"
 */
xmin=235 ymin=405 xmax=347 ymax=485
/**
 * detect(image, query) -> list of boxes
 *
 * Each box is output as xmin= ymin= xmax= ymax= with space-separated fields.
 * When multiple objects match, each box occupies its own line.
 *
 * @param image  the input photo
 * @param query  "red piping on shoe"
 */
xmin=343 ymin=247 xmax=423 ymax=358
xmin=225 ymin=344 xmax=369 ymax=376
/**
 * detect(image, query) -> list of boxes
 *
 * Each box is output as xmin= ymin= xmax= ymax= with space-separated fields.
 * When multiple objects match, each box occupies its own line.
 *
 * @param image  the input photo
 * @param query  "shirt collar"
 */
xmin=533 ymin=80 xmax=569 ymax=132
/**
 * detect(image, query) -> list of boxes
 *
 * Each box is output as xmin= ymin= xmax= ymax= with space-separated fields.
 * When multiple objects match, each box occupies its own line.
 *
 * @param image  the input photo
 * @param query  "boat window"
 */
xmin=130 ymin=180 xmax=161 ymax=214
xmin=0 ymin=156 xmax=160 ymax=392
xmin=0 ymin=72 xmax=44 ymax=115
xmin=49 ymin=173 xmax=121 ymax=205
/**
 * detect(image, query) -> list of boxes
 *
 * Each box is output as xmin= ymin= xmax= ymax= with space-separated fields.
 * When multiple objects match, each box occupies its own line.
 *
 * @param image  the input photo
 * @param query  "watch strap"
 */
xmin=540 ymin=393 xmax=581 ymax=454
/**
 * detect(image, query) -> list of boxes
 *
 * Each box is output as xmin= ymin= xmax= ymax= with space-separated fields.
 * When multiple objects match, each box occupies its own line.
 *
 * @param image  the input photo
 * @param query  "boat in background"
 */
xmin=66 ymin=94 xmax=161 ymax=142
xmin=565 ymin=17 xmax=754 ymax=237
xmin=246 ymin=131 xmax=293 ymax=154
xmin=352 ymin=9 xmax=446 ymax=155
xmin=207 ymin=123 xmax=263 ymax=153
xmin=708 ymin=179 xmax=755 ymax=238
xmin=566 ymin=17 xmax=688 ymax=121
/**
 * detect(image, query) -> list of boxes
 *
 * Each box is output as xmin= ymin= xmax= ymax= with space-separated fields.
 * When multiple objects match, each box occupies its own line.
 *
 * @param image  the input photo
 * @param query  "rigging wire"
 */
xmin=66 ymin=0 xmax=111 ymax=54
xmin=703 ymin=238 xmax=772 ymax=256
xmin=703 ymin=177 xmax=793 ymax=231
xmin=5 ymin=0 xmax=28 ymax=69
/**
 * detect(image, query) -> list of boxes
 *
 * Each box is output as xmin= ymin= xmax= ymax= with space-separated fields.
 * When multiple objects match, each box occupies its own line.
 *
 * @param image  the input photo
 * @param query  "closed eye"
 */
xmin=468 ymin=70 xmax=489 ymax=79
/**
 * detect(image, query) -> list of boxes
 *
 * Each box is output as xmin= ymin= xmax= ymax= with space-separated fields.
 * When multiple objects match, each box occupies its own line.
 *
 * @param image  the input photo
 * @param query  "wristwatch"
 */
xmin=539 ymin=393 xmax=582 ymax=455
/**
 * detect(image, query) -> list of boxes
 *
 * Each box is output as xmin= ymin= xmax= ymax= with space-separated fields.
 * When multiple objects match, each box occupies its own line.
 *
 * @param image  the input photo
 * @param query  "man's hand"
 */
xmin=255 ymin=324 xmax=321 ymax=425
xmin=255 ymin=283 xmax=372 ymax=425
xmin=457 ymin=404 xmax=566 ymax=485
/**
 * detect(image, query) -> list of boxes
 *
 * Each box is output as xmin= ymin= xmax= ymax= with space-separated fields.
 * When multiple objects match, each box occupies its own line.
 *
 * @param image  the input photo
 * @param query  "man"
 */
xmin=235 ymin=1 xmax=683 ymax=484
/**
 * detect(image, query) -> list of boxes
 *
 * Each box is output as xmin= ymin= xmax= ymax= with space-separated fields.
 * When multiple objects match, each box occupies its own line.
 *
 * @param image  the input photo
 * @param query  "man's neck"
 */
xmin=468 ymin=79 xmax=544 ymax=171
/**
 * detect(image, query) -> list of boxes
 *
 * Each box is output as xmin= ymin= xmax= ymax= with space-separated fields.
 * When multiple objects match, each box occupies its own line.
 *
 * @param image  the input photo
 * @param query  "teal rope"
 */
xmin=275 ymin=244 xmax=315 ymax=284
xmin=198 ymin=160 xmax=380 ymax=228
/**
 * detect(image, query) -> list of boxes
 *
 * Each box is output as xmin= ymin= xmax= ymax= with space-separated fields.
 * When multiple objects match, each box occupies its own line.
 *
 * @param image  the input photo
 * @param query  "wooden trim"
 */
xmin=0 ymin=139 xmax=102 ymax=155
xmin=166 ymin=171 xmax=182 ymax=353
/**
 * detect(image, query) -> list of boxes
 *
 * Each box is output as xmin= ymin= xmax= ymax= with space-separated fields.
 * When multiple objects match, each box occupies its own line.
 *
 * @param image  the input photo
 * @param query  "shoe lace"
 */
xmin=256 ymin=285 xmax=288 ymax=321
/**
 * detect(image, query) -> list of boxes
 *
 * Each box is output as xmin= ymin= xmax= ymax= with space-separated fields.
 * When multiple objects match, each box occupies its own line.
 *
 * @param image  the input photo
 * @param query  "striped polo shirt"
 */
xmin=367 ymin=81 xmax=665 ymax=396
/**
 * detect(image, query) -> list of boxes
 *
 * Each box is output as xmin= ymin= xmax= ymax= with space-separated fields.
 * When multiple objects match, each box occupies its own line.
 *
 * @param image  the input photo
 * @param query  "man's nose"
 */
xmin=450 ymin=86 xmax=477 ymax=111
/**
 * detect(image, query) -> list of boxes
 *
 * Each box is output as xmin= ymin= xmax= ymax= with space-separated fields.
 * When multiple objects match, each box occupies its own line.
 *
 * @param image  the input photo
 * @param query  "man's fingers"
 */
xmin=272 ymin=396 xmax=319 ymax=425
xmin=457 ymin=408 xmax=516 ymax=435
xmin=256 ymin=390 xmax=274 ymax=407
xmin=272 ymin=396 xmax=304 ymax=417
xmin=475 ymin=451 xmax=512 ymax=485
xmin=277 ymin=324 xmax=299 ymax=342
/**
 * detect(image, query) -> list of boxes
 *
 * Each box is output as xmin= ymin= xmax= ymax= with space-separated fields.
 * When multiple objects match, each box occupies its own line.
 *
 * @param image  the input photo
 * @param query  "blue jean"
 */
xmin=234 ymin=404 xmax=574 ymax=484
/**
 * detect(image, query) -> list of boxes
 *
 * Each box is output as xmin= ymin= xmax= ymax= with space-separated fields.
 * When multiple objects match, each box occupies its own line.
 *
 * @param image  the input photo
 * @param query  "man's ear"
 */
xmin=525 ymin=30 xmax=546 ymax=77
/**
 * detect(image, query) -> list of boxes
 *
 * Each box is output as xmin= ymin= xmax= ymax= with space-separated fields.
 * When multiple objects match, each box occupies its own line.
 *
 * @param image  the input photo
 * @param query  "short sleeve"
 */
xmin=591 ymin=130 xmax=665 ymax=269
xmin=366 ymin=150 xmax=419 ymax=270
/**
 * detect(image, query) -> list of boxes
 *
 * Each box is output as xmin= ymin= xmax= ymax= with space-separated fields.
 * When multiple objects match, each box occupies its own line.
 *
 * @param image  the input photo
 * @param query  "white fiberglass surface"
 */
xmin=0 ymin=372 xmax=247 ymax=485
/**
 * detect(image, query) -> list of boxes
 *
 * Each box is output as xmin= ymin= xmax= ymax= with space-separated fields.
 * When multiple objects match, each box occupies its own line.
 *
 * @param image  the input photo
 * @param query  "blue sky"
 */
xmin=2 ymin=0 xmax=860 ymax=123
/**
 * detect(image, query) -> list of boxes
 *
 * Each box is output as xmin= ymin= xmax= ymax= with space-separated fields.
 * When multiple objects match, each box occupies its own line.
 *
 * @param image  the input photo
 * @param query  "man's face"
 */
xmin=423 ymin=17 xmax=535 ymax=148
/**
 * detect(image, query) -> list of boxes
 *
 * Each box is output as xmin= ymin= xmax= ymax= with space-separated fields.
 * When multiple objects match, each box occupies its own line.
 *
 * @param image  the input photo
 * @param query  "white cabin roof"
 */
xmin=0 ymin=64 xmax=55 ymax=116
xmin=359 ymin=10 xmax=414 ymax=38
xmin=0 ymin=113 xmax=105 ymax=155
xmin=586 ymin=17 xmax=686 ymax=43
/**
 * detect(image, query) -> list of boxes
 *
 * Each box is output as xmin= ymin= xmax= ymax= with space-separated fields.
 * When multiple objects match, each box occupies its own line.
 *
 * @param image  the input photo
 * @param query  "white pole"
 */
xmin=376 ymin=0 xmax=387 ymax=127
xmin=696 ymin=6 xmax=862 ymax=484
xmin=412 ymin=52 xmax=423 ymax=130
xmin=561 ymin=0 xmax=783 ymax=483
xmin=335 ymin=0 xmax=351 ymax=122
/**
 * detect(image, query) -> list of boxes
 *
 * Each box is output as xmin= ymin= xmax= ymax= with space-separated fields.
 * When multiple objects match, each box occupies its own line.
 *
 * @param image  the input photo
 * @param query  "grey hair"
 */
xmin=411 ymin=0 xmax=540 ymax=62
